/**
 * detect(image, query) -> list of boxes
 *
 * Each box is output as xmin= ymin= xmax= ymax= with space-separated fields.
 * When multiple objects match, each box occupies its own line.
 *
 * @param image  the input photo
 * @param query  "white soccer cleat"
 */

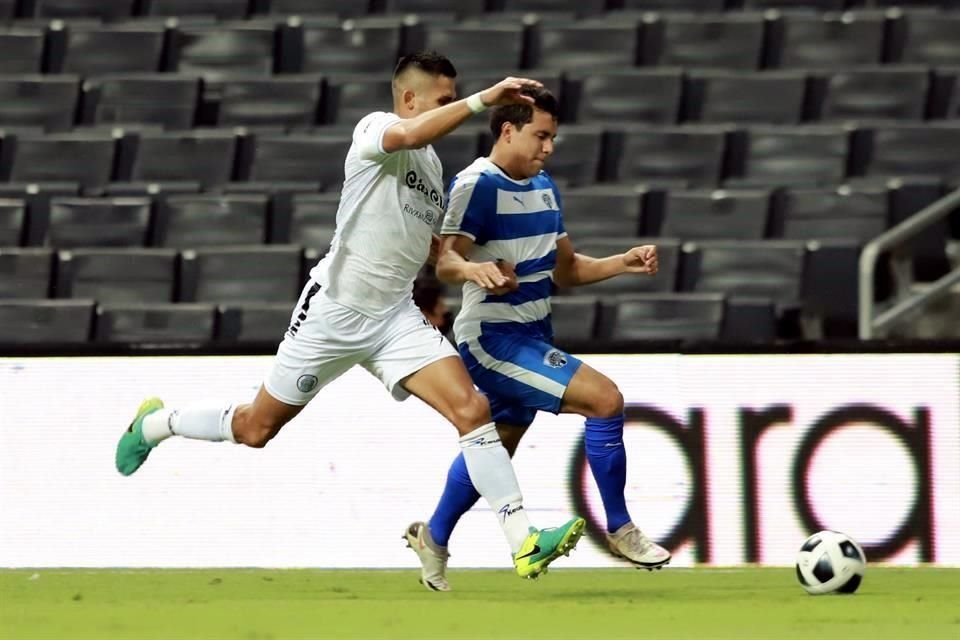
xmin=606 ymin=522 xmax=672 ymax=571
xmin=402 ymin=521 xmax=451 ymax=592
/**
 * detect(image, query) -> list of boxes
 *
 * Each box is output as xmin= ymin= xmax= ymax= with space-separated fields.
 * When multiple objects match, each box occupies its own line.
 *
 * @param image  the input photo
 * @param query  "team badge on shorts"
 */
xmin=543 ymin=349 xmax=568 ymax=369
xmin=297 ymin=374 xmax=319 ymax=393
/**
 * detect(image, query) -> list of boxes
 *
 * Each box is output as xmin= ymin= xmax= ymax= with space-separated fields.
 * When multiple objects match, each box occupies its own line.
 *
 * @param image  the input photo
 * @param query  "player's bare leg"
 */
xmin=115 ymin=385 xmax=304 ymax=475
xmin=561 ymin=363 xmax=671 ymax=570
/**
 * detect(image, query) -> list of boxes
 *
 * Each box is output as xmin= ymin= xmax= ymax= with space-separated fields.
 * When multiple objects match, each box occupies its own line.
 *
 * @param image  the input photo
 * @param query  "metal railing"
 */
xmin=859 ymin=187 xmax=960 ymax=339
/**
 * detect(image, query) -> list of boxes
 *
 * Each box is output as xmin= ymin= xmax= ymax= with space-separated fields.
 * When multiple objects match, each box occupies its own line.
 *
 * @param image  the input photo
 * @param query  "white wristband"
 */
xmin=466 ymin=93 xmax=487 ymax=114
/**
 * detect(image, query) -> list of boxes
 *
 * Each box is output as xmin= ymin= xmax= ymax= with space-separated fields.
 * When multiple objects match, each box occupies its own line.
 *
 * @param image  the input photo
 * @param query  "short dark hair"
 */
xmin=489 ymin=86 xmax=559 ymax=140
xmin=394 ymin=51 xmax=457 ymax=80
xmin=413 ymin=272 xmax=445 ymax=312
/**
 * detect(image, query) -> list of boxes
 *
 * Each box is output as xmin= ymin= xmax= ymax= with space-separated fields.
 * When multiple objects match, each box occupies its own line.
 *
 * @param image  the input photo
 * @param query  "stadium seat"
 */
xmin=725 ymin=125 xmax=850 ymax=188
xmin=550 ymin=295 xmax=599 ymax=344
xmin=597 ymin=292 xmax=725 ymax=340
xmin=156 ymin=193 xmax=268 ymax=248
xmin=680 ymin=240 xmax=806 ymax=307
xmin=897 ymin=11 xmax=960 ymax=67
xmin=0 ymin=199 xmax=25 ymax=247
xmin=242 ymin=132 xmax=351 ymax=190
xmin=0 ymin=0 xmax=14 ymax=17
xmin=215 ymin=76 xmax=321 ymax=128
xmin=126 ymin=130 xmax=237 ymax=187
xmin=621 ymin=0 xmax=726 ymax=8
xmin=5 ymin=132 xmax=117 ymax=189
xmin=0 ymin=248 xmax=53 ymax=298
xmin=563 ymin=69 xmax=682 ymax=125
xmin=32 ymin=0 xmax=137 ymax=19
xmin=564 ymin=237 xmax=681 ymax=294
xmin=217 ymin=302 xmax=292 ymax=343
xmin=54 ymin=248 xmax=177 ymax=303
xmin=660 ymin=189 xmax=771 ymax=240
xmin=771 ymin=10 xmax=886 ymax=70
xmin=431 ymin=128 xmax=481 ymax=187
xmin=418 ymin=24 xmax=525 ymax=75
xmin=299 ymin=20 xmax=402 ymax=74
xmin=500 ymin=0 xmax=606 ymax=13
xmin=180 ymin=245 xmax=303 ymax=304
xmin=147 ymin=0 xmax=251 ymax=19
xmin=775 ymin=186 xmax=888 ymax=242
xmin=545 ymin=125 xmax=606 ymax=187
xmin=94 ymin=302 xmax=215 ymax=344
xmin=289 ymin=193 xmax=339 ymax=254
xmin=643 ymin=13 xmax=767 ymax=70
xmin=172 ymin=22 xmax=278 ymax=80
xmin=0 ymin=27 xmax=44 ymax=74
xmin=742 ymin=0 xmax=846 ymax=8
xmin=611 ymin=125 xmax=729 ymax=187
xmin=683 ymin=71 xmax=806 ymax=125
xmin=721 ymin=296 xmax=778 ymax=342
xmin=382 ymin=0 xmax=485 ymax=16
xmin=0 ymin=183 xmax=80 ymax=247
xmin=46 ymin=197 xmax=152 ymax=248
xmin=931 ymin=67 xmax=958 ymax=120
xmin=529 ymin=23 xmax=639 ymax=71
xmin=0 ymin=299 xmax=93 ymax=344
xmin=863 ymin=123 xmax=960 ymax=180
xmin=52 ymin=23 xmax=167 ymax=75
xmin=802 ymin=238 xmax=861 ymax=337
xmin=81 ymin=75 xmax=200 ymax=129
xmin=321 ymin=73 xmax=393 ymax=126
xmin=0 ymin=76 xmax=78 ymax=131
xmin=814 ymin=67 xmax=930 ymax=123
xmin=561 ymin=186 xmax=644 ymax=238
xmin=265 ymin=0 xmax=368 ymax=16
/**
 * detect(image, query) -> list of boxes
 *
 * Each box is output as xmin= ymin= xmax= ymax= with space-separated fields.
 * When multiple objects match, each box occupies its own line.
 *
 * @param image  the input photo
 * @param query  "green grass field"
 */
xmin=2 ymin=567 xmax=958 ymax=640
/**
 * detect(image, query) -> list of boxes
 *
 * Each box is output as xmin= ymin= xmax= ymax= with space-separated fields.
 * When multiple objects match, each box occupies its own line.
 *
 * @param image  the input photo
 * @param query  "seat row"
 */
xmin=0 ymin=122 xmax=958 ymax=191
xmin=1 ymin=66 xmax=959 ymax=132
xmin=0 ymin=239 xmax=869 ymax=335
xmin=1 ymin=9 xmax=959 ymax=77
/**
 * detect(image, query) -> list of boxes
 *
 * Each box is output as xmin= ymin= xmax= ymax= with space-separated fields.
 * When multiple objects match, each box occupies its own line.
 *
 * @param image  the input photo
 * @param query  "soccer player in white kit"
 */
xmin=114 ymin=52 xmax=585 ymax=582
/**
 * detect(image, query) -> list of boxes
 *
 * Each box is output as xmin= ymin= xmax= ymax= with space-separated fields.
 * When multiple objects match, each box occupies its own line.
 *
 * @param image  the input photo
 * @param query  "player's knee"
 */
xmin=592 ymin=385 xmax=624 ymax=419
xmin=234 ymin=413 xmax=285 ymax=448
xmin=450 ymin=392 xmax=491 ymax=433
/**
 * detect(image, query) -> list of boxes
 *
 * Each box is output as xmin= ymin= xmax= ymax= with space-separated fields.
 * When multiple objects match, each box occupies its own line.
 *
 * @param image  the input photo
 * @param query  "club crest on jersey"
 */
xmin=543 ymin=349 xmax=567 ymax=368
xmin=542 ymin=192 xmax=555 ymax=210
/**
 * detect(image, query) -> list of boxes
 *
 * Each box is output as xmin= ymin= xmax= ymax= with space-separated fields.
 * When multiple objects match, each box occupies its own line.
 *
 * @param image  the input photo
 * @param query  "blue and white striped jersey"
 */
xmin=441 ymin=157 xmax=565 ymax=343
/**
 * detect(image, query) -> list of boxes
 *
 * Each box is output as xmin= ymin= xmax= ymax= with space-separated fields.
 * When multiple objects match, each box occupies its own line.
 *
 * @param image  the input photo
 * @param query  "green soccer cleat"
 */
xmin=115 ymin=397 xmax=165 ymax=476
xmin=513 ymin=517 xmax=586 ymax=579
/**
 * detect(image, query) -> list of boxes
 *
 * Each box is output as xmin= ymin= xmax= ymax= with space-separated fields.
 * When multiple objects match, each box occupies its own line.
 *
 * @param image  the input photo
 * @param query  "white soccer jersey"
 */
xmin=309 ymin=111 xmax=444 ymax=318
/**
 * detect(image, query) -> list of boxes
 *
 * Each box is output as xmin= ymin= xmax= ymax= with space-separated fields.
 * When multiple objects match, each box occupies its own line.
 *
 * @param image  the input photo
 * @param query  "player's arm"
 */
xmin=553 ymin=236 xmax=658 ymax=288
xmin=437 ymin=235 xmax=517 ymax=294
xmin=381 ymin=77 xmax=543 ymax=153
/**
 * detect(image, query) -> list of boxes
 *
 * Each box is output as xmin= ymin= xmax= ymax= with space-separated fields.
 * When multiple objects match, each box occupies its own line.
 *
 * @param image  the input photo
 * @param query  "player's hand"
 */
xmin=426 ymin=234 xmax=442 ymax=266
xmin=491 ymin=260 xmax=519 ymax=296
xmin=623 ymin=245 xmax=658 ymax=275
xmin=467 ymin=260 xmax=519 ymax=294
xmin=479 ymin=77 xmax=544 ymax=108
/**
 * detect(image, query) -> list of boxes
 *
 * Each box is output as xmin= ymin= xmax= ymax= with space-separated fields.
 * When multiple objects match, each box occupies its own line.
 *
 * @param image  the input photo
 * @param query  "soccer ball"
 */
xmin=795 ymin=530 xmax=866 ymax=595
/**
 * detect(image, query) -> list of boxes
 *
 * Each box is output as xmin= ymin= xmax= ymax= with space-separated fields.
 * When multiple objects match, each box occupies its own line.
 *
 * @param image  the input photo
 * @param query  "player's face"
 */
xmin=414 ymin=75 xmax=457 ymax=115
xmin=511 ymin=109 xmax=557 ymax=178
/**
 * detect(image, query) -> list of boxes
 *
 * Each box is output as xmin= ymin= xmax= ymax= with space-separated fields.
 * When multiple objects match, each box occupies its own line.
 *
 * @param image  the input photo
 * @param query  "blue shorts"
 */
xmin=458 ymin=332 xmax=583 ymax=428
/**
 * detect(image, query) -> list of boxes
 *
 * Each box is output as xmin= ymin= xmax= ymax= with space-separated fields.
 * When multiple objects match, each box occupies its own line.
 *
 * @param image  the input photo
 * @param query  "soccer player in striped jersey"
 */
xmin=403 ymin=86 xmax=671 ymax=591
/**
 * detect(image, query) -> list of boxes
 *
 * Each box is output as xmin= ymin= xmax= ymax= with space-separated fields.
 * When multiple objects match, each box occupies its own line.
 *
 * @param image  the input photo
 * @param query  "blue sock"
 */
xmin=427 ymin=453 xmax=481 ymax=547
xmin=585 ymin=414 xmax=632 ymax=533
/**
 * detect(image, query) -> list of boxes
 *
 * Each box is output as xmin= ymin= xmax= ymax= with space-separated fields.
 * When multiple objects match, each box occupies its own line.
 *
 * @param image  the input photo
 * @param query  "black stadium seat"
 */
xmin=5 ymin=132 xmax=117 ymax=189
xmin=94 ymin=302 xmax=215 ymax=344
xmin=726 ymin=125 xmax=850 ymax=188
xmin=32 ymin=0 xmax=137 ymax=19
xmin=0 ymin=299 xmax=93 ymax=344
xmin=564 ymin=69 xmax=682 ymax=125
xmin=660 ymin=189 xmax=771 ymax=240
xmin=772 ymin=10 xmax=886 ymax=70
xmin=216 ymin=76 xmax=321 ymax=128
xmin=0 ymin=248 xmax=53 ymax=299
xmin=597 ymin=292 xmax=726 ymax=340
xmin=46 ymin=197 xmax=152 ymax=248
xmin=81 ymin=75 xmax=200 ymax=129
xmin=54 ymin=23 xmax=167 ymax=75
xmin=54 ymin=248 xmax=177 ymax=303
xmin=157 ymin=194 xmax=269 ymax=248
xmin=180 ymin=245 xmax=302 ymax=304
xmin=0 ymin=76 xmax=79 ymax=131
xmin=0 ymin=199 xmax=26 ymax=247
xmin=0 ymin=27 xmax=44 ymax=74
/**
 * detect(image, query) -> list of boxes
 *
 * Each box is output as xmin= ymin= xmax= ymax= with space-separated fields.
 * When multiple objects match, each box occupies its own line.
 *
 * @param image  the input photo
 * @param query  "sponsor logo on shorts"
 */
xmin=543 ymin=349 xmax=568 ymax=369
xmin=297 ymin=374 xmax=319 ymax=393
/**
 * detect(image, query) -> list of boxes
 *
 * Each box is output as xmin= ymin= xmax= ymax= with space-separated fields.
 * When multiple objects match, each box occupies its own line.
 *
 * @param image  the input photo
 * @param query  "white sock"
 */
xmin=459 ymin=422 xmax=532 ymax=554
xmin=141 ymin=405 xmax=237 ymax=445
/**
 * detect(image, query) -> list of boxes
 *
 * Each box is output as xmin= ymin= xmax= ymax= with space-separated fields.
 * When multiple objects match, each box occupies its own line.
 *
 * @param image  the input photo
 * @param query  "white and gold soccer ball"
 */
xmin=795 ymin=530 xmax=866 ymax=595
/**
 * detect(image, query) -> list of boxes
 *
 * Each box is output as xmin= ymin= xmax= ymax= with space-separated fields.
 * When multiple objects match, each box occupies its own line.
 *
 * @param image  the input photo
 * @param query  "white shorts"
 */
xmin=264 ymin=279 xmax=458 ymax=406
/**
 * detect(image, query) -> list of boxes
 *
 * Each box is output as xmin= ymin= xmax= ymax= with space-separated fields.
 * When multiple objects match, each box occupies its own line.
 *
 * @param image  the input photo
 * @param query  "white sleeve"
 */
xmin=354 ymin=111 xmax=402 ymax=161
